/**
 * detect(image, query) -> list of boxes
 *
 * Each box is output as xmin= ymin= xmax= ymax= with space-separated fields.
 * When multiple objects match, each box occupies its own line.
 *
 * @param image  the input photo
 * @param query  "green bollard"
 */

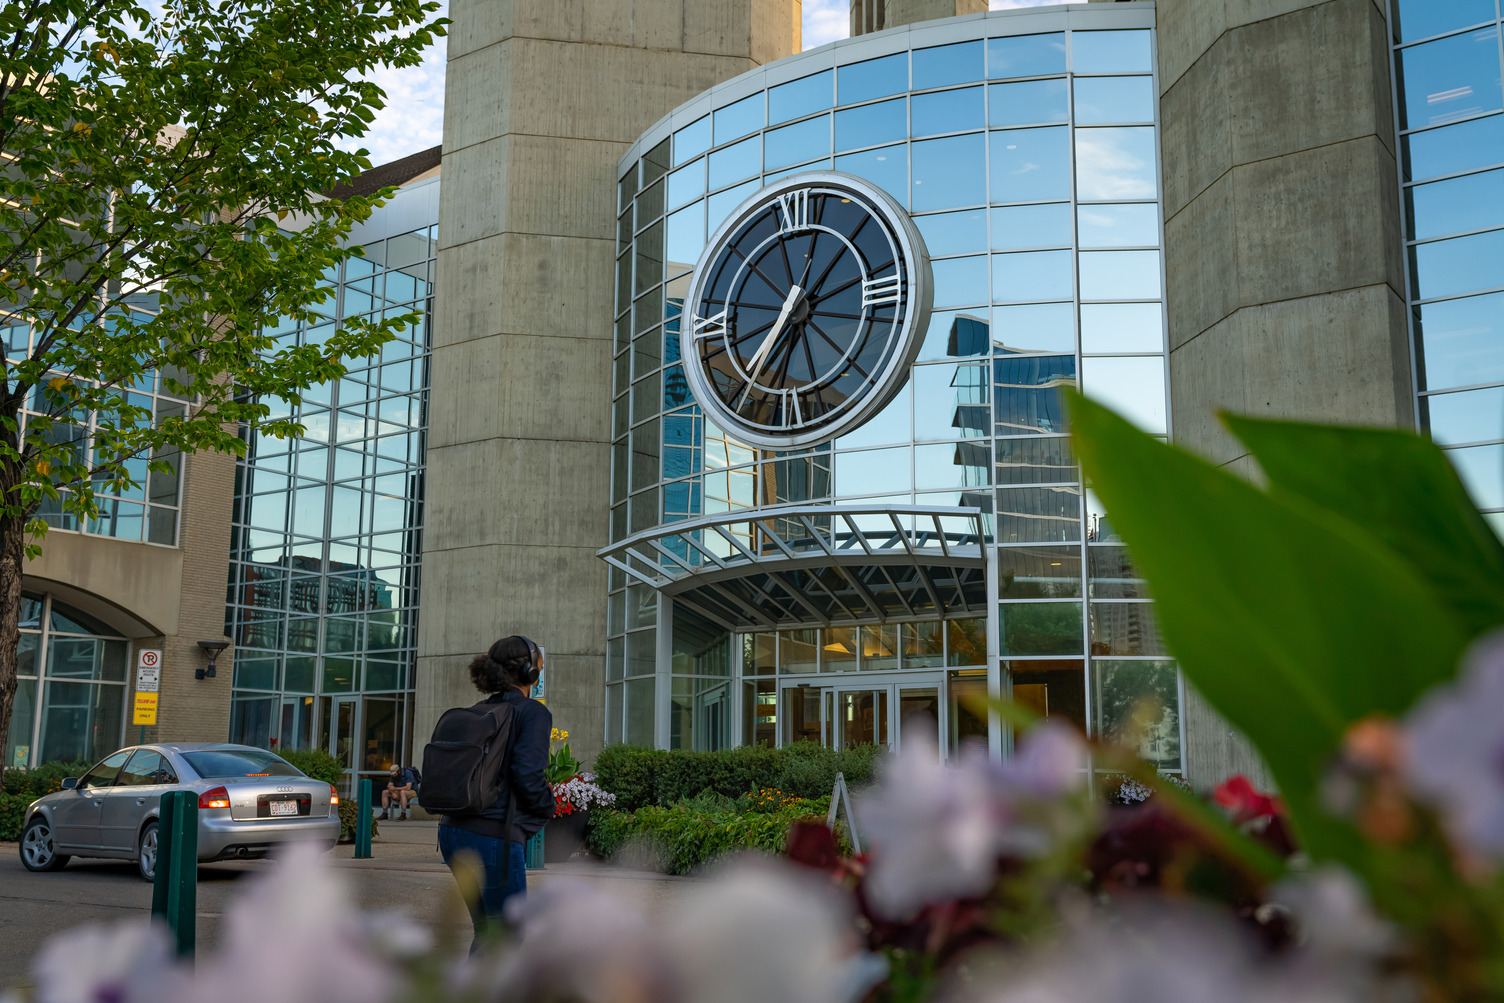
xmin=151 ymin=790 xmax=198 ymax=957
xmin=354 ymin=778 xmax=373 ymax=859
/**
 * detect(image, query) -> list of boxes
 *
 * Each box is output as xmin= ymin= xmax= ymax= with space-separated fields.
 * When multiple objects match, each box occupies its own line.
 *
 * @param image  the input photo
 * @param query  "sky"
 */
xmin=350 ymin=0 xmax=1059 ymax=168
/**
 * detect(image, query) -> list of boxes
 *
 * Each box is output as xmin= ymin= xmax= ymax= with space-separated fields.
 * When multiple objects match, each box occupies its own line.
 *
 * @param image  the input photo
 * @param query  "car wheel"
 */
xmin=137 ymin=821 xmax=159 ymax=882
xmin=20 ymin=817 xmax=70 ymax=872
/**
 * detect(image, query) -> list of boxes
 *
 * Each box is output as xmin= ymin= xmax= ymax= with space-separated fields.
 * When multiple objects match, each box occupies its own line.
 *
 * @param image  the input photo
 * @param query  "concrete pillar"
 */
xmin=1156 ymin=0 xmax=1410 ymax=790
xmin=850 ymin=0 xmax=985 ymax=35
xmin=420 ymin=0 xmax=799 ymax=766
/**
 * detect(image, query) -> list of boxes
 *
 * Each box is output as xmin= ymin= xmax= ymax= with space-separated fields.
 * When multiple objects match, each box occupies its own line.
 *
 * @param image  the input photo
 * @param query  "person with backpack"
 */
xmin=380 ymin=763 xmax=420 ymax=821
xmin=422 ymin=635 xmax=554 ymax=944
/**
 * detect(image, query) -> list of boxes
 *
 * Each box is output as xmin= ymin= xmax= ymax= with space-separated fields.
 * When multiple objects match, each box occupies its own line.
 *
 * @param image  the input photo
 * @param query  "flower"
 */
xmin=858 ymin=721 xmax=1091 ymax=919
xmin=552 ymin=773 xmax=617 ymax=812
xmin=1213 ymin=775 xmax=1281 ymax=824
xmin=1400 ymin=631 xmax=1504 ymax=858
xmin=30 ymin=920 xmax=186 ymax=1003
xmin=550 ymin=727 xmax=570 ymax=742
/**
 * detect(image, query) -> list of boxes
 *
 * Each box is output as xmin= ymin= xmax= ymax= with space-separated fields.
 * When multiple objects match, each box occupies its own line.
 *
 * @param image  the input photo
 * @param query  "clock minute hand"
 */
xmin=739 ymin=283 xmax=803 ymax=407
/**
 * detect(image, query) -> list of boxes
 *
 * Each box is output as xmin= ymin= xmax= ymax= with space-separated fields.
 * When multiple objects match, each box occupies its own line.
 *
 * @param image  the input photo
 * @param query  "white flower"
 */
xmin=553 ymin=775 xmax=617 ymax=811
xmin=1271 ymin=867 xmax=1393 ymax=962
xmin=31 ymin=921 xmax=187 ymax=1003
xmin=1400 ymin=631 xmax=1504 ymax=857
xmin=859 ymin=722 xmax=1091 ymax=919
xmin=667 ymin=859 xmax=884 ymax=1003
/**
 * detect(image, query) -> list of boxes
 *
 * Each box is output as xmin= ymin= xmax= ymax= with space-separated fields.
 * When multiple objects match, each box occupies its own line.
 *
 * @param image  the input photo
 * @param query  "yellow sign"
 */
xmin=132 ymin=692 xmax=158 ymax=726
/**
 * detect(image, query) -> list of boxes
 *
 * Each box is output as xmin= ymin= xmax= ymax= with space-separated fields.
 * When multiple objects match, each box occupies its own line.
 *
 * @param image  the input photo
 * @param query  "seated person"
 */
xmin=380 ymin=764 xmax=419 ymax=820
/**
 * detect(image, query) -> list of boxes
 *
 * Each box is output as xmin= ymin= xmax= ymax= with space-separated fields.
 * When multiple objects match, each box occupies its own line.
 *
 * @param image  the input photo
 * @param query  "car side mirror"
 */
xmin=61 ymin=777 xmax=78 ymax=790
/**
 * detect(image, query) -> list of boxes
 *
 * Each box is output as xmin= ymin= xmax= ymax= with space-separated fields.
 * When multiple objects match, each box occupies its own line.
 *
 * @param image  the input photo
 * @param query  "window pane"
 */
xmin=780 ymin=628 xmax=820 ymax=673
xmin=993 ymin=249 xmax=1073 ymax=302
xmin=625 ymin=677 xmax=655 ymax=746
xmin=769 ymin=70 xmax=833 ymax=125
xmin=990 ymin=126 xmax=1071 ymax=202
xmin=837 ymin=384 xmax=910 ymax=448
xmin=1394 ymin=0 xmax=1496 ymax=42
xmin=994 ymin=436 xmax=1077 ymax=485
xmin=1076 ymin=127 xmax=1158 ymax=199
xmin=835 ymin=446 xmax=911 ymax=496
xmin=667 ymin=160 xmax=705 ymax=209
xmin=1000 ymin=601 xmax=1082 ymax=655
xmin=917 ymin=209 xmax=988 ymax=256
xmin=1079 ymin=250 xmax=1162 ymax=300
xmin=1088 ymin=545 xmax=1151 ymax=598
xmin=824 ymin=626 xmax=858 ymax=672
xmin=835 ymin=143 xmax=907 ymax=201
xmin=1417 ymin=291 xmax=1504 ymax=390
xmin=916 ymin=440 xmax=993 ymax=488
xmin=1408 ymin=166 xmax=1504 ymax=240
xmin=40 ymin=681 xmax=124 ymax=765
xmin=914 ymin=40 xmax=983 ymax=89
xmin=998 ymin=545 xmax=1082 ymax=597
xmin=1412 ymin=229 xmax=1504 ymax=299
xmin=988 ymin=79 xmax=1069 ymax=127
xmin=839 ymin=52 xmax=908 ymax=105
xmin=1073 ymin=76 xmax=1155 ymax=124
xmin=674 ymin=115 xmax=711 ymax=166
xmin=707 ymin=178 xmax=759 ymax=229
xmin=1072 ymin=30 xmax=1153 ymax=74
xmin=922 ymin=309 xmax=992 ymax=360
xmin=1447 ymin=442 xmax=1504 ymax=509
xmin=987 ymin=33 xmax=1066 ymax=79
xmin=665 ymin=204 xmax=705 ymax=270
xmin=835 ymin=97 xmax=907 ymax=151
xmin=947 ymin=618 xmax=986 ymax=666
xmin=992 ymin=202 xmax=1072 ymax=249
xmin=1405 ymin=114 xmax=1504 ymax=181
xmin=933 ymin=255 xmax=990 ymax=307
xmin=996 ymin=486 xmax=1081 ymax=543
xmin=1079 ymin=302 xmax=1163 ymax=354
xmin=1424 ymin=386 xmax=1504 ymax=445
xmin=993 ymin=355 xmax=1075 ymax=435
xmin=765 ymin=115 xmax=831 ymax=170
xmin=713 ymin=92 xmax=764 ymax=144
xmin=914 ymin=362 xmax=990 ymax=440
xmin=1080 ymin=356 xmax=1167 ymax=433
xmin=1090 ymin=602 xmax=1168 ymax=655
xmin=913 ymin=133 xmax=987 ymax=210
xmin=912 ymin=86 xmax=985 ymax=138
xmin=860 ymin=623 xmax=899 ymax=670
xmin=992 ymin=303 xmax=1075 ymax=354
xmin=1397 ymin=28 xmax=1504 ymax=129
xmin=6 ymin=676 xmax=36 ymax=769
xmin=1094 ymin=660 xmax=1179 ymax=769
xmin=903 ymin=621 xmax=946 ymax=668
xmin=1077 ymin=203 xmax=1159 ymax=247
xmin=708 ymin=135 xmax=760 ymax=190
xmin=1007 ymin=659 xmax=1085 ymax=732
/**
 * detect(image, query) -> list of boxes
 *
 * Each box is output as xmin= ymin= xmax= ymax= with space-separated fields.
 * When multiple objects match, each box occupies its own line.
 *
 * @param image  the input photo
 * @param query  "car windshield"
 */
xmin=181 ymin=750 xmax=304 ymax=780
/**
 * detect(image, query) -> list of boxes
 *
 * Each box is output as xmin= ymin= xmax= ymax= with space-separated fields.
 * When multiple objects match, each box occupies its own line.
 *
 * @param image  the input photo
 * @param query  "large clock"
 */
xmin=680 ymin=172 xmax=932 ymax=449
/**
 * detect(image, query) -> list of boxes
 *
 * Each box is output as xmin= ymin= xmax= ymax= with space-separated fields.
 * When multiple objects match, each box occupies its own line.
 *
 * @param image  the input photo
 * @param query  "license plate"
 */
xmin=269 ymin=800 xmax=298 ymax=816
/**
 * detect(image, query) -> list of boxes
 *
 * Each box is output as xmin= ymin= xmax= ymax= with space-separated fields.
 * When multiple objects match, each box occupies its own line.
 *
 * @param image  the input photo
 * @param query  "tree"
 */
xmin=0 ymin=0 xmax=445 ymax=781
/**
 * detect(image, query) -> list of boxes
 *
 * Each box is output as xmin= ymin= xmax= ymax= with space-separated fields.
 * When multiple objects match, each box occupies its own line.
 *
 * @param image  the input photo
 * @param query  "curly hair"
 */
xmin=469 ymin=635 xmax=534 ymax=694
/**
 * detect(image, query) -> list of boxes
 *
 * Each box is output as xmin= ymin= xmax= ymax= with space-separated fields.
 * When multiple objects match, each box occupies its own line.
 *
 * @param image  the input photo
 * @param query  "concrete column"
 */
xmin=852 ymin=0 xmax=984 ymax=34
xmin=420 ymin=0 xmax=799 ymax=766
xmin=1156 ymin=0 xmax=1409 ymax=790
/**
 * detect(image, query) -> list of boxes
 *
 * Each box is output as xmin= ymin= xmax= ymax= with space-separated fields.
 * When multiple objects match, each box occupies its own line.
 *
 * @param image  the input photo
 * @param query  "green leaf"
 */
xmin=1067 ymin=392 xmax=1470 ymax=873
xmin=1224 ymin=416 xmax=1504 ymax=638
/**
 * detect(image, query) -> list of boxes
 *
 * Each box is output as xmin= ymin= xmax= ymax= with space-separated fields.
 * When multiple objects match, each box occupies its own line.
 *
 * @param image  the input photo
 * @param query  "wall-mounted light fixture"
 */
xmin=197 ymin=640 xmax=230 ymax=680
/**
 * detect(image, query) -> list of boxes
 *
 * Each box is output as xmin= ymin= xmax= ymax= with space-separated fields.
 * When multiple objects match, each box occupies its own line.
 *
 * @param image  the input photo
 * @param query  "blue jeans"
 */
xmin=438 ymin=825 xmax=527 ymax=947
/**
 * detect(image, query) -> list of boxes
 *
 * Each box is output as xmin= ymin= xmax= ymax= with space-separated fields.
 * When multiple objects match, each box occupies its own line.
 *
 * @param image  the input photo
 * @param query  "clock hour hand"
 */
xmin=739 ymin=283 xmax=803 ymax=407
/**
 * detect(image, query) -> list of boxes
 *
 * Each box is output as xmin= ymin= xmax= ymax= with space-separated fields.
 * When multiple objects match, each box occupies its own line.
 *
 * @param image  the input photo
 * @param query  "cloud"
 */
xmin=334 ymin=0 xmax=448 ymax=168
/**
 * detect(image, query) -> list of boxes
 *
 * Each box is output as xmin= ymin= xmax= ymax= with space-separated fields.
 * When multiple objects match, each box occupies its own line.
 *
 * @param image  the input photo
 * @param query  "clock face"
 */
xmin=680 ymin=173 xmax=931 ymax=449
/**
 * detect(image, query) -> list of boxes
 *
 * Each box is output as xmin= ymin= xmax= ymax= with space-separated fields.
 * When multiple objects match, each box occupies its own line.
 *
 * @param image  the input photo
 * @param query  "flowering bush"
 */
xmin=546 ymin=728 xmax=581 ymax=786
xmin=1102 ymin=773 xmax=1191 ymax=805
xmin=552 ymin=773 xmax=616 ymax=817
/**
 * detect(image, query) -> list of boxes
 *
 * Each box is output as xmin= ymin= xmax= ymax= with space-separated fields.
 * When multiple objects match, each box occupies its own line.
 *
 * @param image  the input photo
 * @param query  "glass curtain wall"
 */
xmin=225 ymin=189 xmax=434 ymax=792
xmin=5 ymin=592 xmax=130 ymax=768
xmin=608 ymin=12 xmax=1182 ymax=773
xmin=1390 ymin=1 xmax=1504 ymax=535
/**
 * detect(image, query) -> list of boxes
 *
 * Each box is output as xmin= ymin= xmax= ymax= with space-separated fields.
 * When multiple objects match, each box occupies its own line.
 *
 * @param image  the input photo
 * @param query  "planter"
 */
xmin=544 ymin=808 xmax=590 ymax=863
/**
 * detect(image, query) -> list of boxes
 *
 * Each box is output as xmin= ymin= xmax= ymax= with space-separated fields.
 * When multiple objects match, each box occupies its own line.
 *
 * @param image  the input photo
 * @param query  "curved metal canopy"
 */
xmin=597 ymin=504 xmax=989 ymax=632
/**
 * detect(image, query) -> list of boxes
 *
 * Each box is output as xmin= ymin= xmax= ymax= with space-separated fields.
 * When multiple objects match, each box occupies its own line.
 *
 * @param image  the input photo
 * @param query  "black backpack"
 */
xmin=420 ymin=700 xmax=516 ymax=815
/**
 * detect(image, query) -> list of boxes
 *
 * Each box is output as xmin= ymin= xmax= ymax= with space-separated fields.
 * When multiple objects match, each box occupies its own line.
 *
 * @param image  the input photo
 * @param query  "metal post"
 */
xmin=151 ymin=790 xmax=197 ymax=957
xmin=354 ymin=777 xmax=373 ymax=858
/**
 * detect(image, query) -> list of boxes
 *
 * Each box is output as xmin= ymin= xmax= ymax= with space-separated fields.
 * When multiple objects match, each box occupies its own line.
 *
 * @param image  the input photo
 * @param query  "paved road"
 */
xmin=1 ymin=821 xmax=688 ymax=991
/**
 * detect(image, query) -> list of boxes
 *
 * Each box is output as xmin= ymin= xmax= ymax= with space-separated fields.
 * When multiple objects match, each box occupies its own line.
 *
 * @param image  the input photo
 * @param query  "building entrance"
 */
xmin=780 ymin=673 xmax=944 ymax=756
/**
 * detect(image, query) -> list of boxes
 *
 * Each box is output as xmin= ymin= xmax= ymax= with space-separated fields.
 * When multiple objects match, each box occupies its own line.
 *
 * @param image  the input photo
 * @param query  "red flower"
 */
xmin=1213 ymin=775 xmax=1281 ymax=823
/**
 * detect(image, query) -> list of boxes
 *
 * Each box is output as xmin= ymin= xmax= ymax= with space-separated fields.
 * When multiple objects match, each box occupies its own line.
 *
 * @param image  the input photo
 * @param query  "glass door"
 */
xmin=321 ymin=696 xmax=359 ymax=792
xmin=778 ymin=673 xmax=948 ymax=756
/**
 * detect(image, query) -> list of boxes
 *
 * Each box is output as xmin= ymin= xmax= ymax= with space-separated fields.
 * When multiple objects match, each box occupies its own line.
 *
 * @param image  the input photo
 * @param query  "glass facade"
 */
xmin=610 ymin=11 xmax=1180 ymax=769
xmin=1391 ymin=1 xmax=1504 ymax=534
xmin=0 ymin=297 xmax=187 ymax=545
xmin=225 ymin=180 xmax=435 ymax=791
xmin=5 ymin=592 xmax=130 ymax=768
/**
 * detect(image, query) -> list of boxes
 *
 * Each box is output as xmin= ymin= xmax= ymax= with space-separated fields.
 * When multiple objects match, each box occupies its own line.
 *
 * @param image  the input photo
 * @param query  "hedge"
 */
xmin=277 ymin=748 xmax=345 ymax=785
xmin=2 ymin=760 xmax=91 ymax=799
xmin=585 ymin=791 xmax=845 ymax=875
xmin=592 ymin=741 xmax=883 ymax=813
xmin=1 ymin=793 xmax=29 ymax=841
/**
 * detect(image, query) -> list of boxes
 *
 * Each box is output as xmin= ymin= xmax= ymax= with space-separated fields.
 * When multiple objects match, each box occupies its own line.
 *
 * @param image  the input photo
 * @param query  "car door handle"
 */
xmin=135 ymin=799 xmax=146 ymax=806
xmin=92 ymin=800 xmax=102 ymax=806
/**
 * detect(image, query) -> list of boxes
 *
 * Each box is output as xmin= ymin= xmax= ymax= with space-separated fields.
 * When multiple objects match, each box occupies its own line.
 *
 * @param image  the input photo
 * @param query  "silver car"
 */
xmin=18 ymin=743 xmax=342 ymax=881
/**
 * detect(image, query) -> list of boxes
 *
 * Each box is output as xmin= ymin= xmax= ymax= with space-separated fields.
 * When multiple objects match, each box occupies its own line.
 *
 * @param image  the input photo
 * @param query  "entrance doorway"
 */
xmin=320 ymin=696 xmax=358 ymax=789
xmin=780 ymin=675 xmax=944 ymax=756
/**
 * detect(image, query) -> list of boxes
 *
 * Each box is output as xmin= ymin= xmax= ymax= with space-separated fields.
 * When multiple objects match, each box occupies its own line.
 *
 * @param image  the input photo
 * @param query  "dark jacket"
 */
xmin=440 ymin=688 xmax=555 ymax=843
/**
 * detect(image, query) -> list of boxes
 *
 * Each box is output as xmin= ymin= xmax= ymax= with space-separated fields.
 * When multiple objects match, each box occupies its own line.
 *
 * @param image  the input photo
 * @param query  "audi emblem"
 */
xmin=277 ymin=786 xmax=294 ymax=793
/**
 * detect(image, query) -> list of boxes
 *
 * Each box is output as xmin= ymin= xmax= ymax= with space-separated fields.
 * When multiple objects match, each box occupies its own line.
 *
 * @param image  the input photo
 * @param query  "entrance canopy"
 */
xmin=597 ymin=504 xmax=989 ymax=632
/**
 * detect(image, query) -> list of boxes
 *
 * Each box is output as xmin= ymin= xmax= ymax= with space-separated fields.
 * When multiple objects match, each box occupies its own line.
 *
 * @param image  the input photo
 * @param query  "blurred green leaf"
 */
xmin=1067 ymin=392 xmax=1470 ymax=877
xmin=1225 ymin=416 xmax=1504 ymax=638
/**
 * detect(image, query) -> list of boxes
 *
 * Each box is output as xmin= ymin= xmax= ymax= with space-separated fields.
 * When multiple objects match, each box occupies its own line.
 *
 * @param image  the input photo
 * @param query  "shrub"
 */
xmin=337 ymin=798 xmax=379 ymax=843
xmin=278 ymin=748 xmax=344 ymax=786
xmin=593 ymin=742 xmax=884 ymax=812
xmin=0 ymin=793 xmax=30 ymax=841
xmin=2 ymin=760 xmax=91 ymax=799
xmin=584 ymin=793 xmax=840 ymax=875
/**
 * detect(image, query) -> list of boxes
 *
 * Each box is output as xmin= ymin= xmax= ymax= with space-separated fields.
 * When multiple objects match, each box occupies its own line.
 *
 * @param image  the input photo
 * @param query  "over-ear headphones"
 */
xmin=489 ymin=635 xmax=542 ymax=687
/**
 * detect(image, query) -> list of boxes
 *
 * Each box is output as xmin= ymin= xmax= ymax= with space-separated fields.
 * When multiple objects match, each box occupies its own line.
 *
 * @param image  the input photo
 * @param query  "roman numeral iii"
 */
xmin=862 ymin=273 xmax=901 ymax=307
